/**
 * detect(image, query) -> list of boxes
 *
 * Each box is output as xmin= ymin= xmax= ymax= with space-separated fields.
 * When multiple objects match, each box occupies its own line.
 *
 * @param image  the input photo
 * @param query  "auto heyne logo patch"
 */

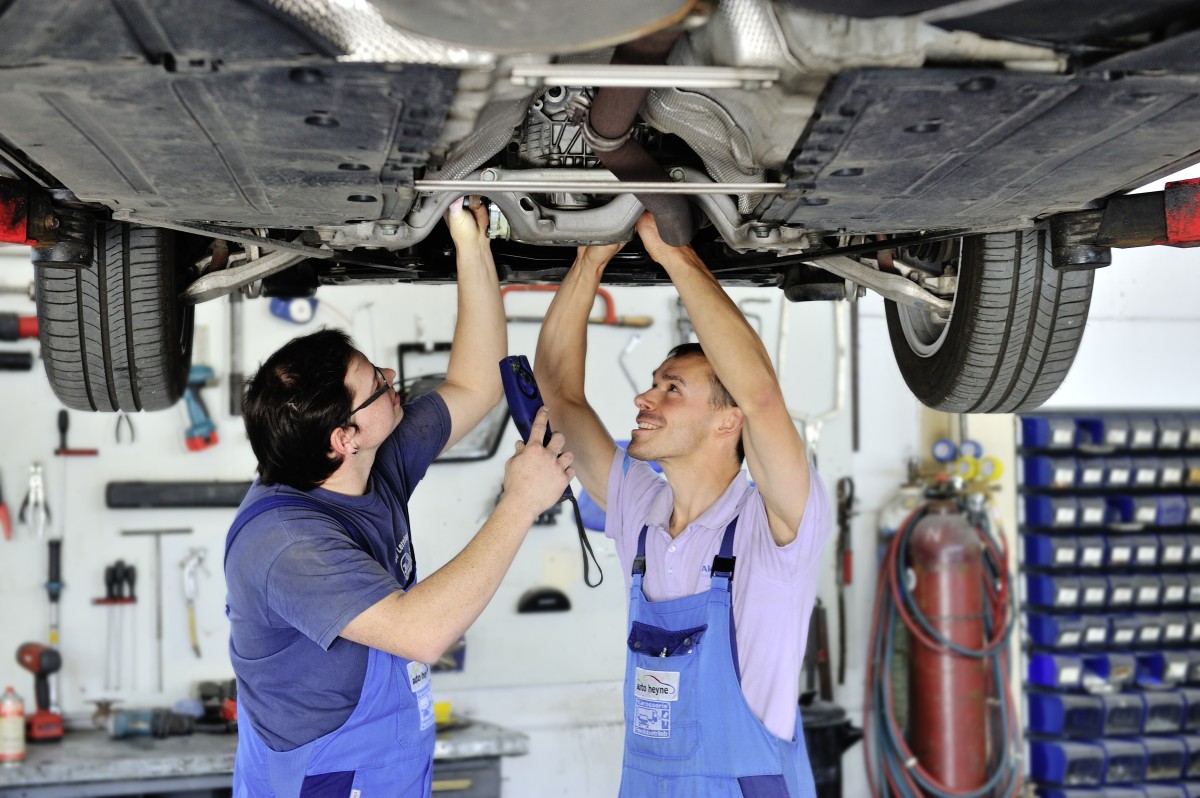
xmin=634 ymin=667 xmax=679 ymax=701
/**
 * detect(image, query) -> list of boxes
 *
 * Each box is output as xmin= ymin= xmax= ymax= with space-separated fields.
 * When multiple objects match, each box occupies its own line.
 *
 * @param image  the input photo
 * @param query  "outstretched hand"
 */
xmin=502 ymin=407 xmax=574 ymax=519
xmin=444 ymin=196 xmax=490 ymax=252
xmin=635 ymin=211 xmax=688 ymax=265
xmin=575 ymin=242 xmax=624 ymax=271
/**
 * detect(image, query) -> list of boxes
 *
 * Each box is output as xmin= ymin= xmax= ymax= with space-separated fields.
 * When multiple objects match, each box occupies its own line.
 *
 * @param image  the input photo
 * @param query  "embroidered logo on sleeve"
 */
xmin=396 ymin=531 xmax=414 ymax=585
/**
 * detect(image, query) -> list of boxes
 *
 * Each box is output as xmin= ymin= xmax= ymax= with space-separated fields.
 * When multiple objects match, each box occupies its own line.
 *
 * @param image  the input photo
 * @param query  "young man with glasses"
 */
xmin=224 ymin=201 xmax=576 ymax=797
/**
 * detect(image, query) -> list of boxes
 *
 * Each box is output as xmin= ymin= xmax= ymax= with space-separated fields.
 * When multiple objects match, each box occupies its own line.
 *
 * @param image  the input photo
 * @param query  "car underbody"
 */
xmin=1 ymin=0 xmax=1199 ymax=413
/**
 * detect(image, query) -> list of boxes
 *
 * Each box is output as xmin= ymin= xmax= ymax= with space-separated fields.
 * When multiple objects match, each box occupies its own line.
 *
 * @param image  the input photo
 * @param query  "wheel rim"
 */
xmin=895 ymin=240 xmax=959 ymax=358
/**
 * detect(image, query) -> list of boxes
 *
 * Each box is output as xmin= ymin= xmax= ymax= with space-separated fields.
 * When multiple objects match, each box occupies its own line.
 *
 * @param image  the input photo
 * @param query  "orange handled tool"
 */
xmin=501 ymin=285 xmax=653 ymax=328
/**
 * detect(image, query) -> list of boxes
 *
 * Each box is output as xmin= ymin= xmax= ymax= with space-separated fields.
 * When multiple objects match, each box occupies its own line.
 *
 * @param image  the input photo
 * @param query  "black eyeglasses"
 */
xmin=345 ymin=365 xmax=392 ymax=425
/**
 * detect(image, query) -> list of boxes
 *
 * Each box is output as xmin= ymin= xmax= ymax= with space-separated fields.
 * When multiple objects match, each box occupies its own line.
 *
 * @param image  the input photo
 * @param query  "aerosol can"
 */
xmin=0 ymin=686 xmax=25 ymax=766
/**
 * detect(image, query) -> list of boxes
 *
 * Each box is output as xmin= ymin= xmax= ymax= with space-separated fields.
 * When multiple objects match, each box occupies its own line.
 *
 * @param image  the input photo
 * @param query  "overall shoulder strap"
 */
xmin=224 ymin=494 xmax=364 ymax=569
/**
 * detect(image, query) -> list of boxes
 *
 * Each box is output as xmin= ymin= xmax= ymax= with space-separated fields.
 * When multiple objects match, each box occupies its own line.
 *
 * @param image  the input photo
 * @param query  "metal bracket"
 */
xmin=804 ymin=254 xmax=952 ymax=314
xmin=182 ymin=248 xmax=307 ymax=303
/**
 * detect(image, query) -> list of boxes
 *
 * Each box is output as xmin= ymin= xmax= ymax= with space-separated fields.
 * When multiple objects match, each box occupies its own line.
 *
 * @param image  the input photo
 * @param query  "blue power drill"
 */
xmin=184 ymin=365 xmax=218 ymax=451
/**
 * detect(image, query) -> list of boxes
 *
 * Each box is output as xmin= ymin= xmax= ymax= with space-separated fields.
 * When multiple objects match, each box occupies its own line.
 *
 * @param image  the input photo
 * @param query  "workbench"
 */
xmin=0 ymin=720 xmax=528 ymax=797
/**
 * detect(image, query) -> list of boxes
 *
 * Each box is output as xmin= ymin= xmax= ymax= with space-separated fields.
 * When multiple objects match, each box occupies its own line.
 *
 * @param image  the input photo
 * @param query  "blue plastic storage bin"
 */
xmin=1189 ymin=652 xmax=1200 ymax=685
xmin=1085 ymin=653 xmax=1138 ymax=693
xmin=1101 ymin=693 xmax=1146 ymax=736
xmin=1132 ymin=574 xmax=1163 ymax=607
xmin=1080 ymin=575 xmax=1110 ymax=609
xmin=1132 ymin=535 xmax=1163 ymax=568
xmin=1029 ymin=739 xmax=1105 ymax=786
xmin=1160 ymin=536 xmax=1189 ymax=567
xmin=1028 ymin=692 xmax=1105 ymax=738
xmin=1129 ymin=416 xmax=1160 ymax=449
xmin=1109 ymin=615 xmax=1141 ymax=648
xmin=1077 ymin=536 xmax=1106 ymax=569
xmin=1135 ymin=613 xmax=1167 ymax=647
xmin=1107 ymin=539 xmax=1136 ymax=570
xmin=1106 ymin=457 xmax=1134 ymax=488
xmin=1100 ymin=738 xmax=1148 ymax=783
xmin=1157 ymin=416 xmax=1187 ymax=449
xmin=1022 ymin=417 xmax=1078 ymax=449
xmin=1028 ymin=613 xmax=1086 ymax=649
xmin=1141 ymin=688 xmax=1187 ymax=731
xmin=1161 ymin=458 xmax=1187 ymax=487
xmin=1180 ymin=688 xmax=1200 ymax=731
xmin=1078 ymin=457 xmax=1107 ymax=487
xmin=1079 ymin=497 xmax=1108 ymax=528
xmin=1081 ymin=615 xmax=1110 ymax=648
xmin=1108 ymin=574 xmax=1137 ymax=608
xmin=1026 ymin=534 xmax=1079 ymax=568
xmin=1029 ymin=653 xmax=1084 ymax=690
xmin=1028 ymin=495 xmax=1080 ymax=528
xmin=1186 ymin=416 xmax=1200 ymax=449
xmin=1179 ymin=734 xmax=1200 ymax=777
xmin=1132 ymin=457 xmax=1161 ymax=488
xmin=1162 ymin=496 xmax=1189 ymax=527
xmin=1162 ymin=574 xmax=1190 ymax=606
xmin=1077 ymin=415 xmax=1129 ymax=449
xmin=1142 ymin=736 xmax=1186 ymax=781
xmin=1028 ymin=574 xmax=1083 ymax=609
xmin=1024 ymin=456 xmax=1079 ymax=487
xmin=1161 ymin=614 xmax=1191 ymax=645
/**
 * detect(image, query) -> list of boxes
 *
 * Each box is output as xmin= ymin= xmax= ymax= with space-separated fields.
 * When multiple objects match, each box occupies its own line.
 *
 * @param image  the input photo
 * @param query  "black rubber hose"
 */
xmin=589 ymin=28 xmax=693 ymax=247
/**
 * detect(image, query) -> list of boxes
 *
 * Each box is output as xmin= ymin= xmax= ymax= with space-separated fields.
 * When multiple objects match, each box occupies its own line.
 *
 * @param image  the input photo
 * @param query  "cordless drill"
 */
xmin=16 ymin=643 xmax=64 ymax=741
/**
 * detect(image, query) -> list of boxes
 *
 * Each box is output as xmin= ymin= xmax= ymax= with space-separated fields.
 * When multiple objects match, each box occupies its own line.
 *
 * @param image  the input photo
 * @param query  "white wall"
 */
xmin=0 ymin=250 xmax=850 ymax=797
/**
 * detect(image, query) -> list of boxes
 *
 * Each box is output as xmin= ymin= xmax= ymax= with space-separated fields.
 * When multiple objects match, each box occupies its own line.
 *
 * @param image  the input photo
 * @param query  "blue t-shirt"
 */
xmin=225 ymin=392 xmax=450 ymax=752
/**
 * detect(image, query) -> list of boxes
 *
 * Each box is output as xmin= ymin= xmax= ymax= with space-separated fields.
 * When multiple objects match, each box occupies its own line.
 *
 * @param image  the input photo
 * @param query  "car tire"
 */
xmin=35 ymin=221 xmax=193 ymax=411
xmin=884 ymin=229 xmax=1093 ymax=413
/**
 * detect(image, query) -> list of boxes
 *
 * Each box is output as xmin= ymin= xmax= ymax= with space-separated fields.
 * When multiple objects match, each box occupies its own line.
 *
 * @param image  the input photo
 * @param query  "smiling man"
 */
xmin=535 ymin=211 xmax=832 ymax=797
xmin=223 ymin=201 xmax=576 ymax=797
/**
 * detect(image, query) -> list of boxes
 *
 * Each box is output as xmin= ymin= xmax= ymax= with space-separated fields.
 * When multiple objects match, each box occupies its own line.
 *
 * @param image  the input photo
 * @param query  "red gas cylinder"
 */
xmin=906 ymin=499 xmax=987 ymax=790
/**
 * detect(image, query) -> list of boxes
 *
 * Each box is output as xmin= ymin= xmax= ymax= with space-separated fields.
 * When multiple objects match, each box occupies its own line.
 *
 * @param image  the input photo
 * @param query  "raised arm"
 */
xmin=636 ymin=213 xmax=811 ymax=544
xmin=533 ymin=246 xmax=620 ymax=509
xmin=435 ymin=199 xmax=506 ymax=451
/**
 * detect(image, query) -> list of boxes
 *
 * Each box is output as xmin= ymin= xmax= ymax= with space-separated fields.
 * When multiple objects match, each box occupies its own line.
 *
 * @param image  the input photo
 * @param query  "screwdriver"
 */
xmin=54 ymin=409 xmax=98 ymax=457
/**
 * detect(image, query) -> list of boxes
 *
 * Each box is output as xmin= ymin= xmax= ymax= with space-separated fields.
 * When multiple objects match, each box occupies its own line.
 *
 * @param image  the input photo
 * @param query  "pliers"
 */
xmin=19 ymin=462 xmax=50 ymax=539
xmin=115 ymin=411 xmax=135 ymax=444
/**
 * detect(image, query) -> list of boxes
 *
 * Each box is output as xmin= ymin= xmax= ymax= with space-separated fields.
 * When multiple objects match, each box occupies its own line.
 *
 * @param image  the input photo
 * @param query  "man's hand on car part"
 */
xmin=636 ymin=211 xmax=695 ymax=266
xmin=444 ymin=195 xmax=490 ymax=253
xmin=501 ymin=407 xmax=575 ymax=521
xmin=575 ymin=242 xmax=624 ymax=272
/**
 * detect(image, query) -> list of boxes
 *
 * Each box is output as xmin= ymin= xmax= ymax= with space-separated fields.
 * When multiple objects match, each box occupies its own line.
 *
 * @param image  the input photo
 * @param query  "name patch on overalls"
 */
xmin=408 ymin=661 xmax=435 ymax=731
xmin=633 ymin=668 xmax=679 ymax=738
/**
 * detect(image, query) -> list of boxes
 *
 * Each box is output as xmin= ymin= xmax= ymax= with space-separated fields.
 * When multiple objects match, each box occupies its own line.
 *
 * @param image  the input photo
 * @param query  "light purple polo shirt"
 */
xmin=605 ymin=450 xmax=832 ymax=740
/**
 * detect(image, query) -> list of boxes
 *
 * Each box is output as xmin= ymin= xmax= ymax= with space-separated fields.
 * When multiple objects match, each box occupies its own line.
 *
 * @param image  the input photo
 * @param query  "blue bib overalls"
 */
xmin=226 ymin=496 xmax=434 ymax=798
xmin=620 ymin=517 xmax=817 ymax=797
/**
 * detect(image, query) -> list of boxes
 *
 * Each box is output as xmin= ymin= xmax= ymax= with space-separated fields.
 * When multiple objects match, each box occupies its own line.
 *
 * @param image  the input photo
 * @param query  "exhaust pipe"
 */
xmin=584 ymin=28 xmax=693 ymax=247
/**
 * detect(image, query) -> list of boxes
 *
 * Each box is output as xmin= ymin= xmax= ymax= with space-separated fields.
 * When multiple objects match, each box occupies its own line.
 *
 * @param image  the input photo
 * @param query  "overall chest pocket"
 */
xmin=627 ymin=621 xmax=707 ymax=658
